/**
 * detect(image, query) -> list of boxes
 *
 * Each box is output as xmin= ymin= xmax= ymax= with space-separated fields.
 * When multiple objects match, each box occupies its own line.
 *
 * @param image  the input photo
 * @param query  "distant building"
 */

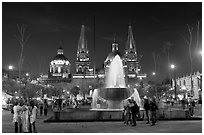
xmin=49 ymin=46 xmax=71 ymax=79
xmin=172 ymin=71 xmax=202 ymax=100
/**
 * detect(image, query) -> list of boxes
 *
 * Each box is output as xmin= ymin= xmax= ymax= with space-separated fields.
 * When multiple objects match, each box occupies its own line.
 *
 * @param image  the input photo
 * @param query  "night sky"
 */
xmin=2 ymin=2 xmax=202 ymax=81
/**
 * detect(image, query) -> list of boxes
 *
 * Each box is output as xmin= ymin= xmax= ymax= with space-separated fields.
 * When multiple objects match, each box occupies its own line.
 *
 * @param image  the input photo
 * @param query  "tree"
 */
xmin=2 ymin=79 xmax=19 ymax=95
xmin=152 ymin=52 xmax=159 ymax=74
xmin=14 ymin=24 xmax=30 ymax=95
xmin=163 ymin=42 xmax=173 ymax=78
xmin=161 ymin=78 xmax=171 ymax=85
xmin=70 ymin=86 xmax=80 ymax=97
xmin=20 ymin=83 xmax=39 ymax=100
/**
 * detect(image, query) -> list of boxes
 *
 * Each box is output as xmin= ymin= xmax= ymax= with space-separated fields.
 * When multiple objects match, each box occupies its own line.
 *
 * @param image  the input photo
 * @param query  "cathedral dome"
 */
xmin=53 ymin=54 xmax=69 ymax=61
xmin=51 ymin=47 xmax=70 ymax=66
xmin=104 ymin=40 xmax=123 ymax=64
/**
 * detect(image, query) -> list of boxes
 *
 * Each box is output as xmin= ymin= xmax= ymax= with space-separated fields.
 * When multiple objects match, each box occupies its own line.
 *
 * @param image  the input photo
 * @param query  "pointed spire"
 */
xmin=126 ymin=25 xmax=136 ymax=52
xmin=78 ymin=24 xmax=87 ymax=52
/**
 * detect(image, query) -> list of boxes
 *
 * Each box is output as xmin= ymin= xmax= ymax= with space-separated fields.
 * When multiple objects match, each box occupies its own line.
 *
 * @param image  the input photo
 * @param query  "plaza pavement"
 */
xmin=2 ymin=109 xmax=202 ymax=133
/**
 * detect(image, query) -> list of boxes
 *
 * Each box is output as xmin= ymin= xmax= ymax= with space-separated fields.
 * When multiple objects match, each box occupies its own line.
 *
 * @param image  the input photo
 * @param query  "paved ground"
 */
xmin=2 ymin=109 xmax=202 ymax=133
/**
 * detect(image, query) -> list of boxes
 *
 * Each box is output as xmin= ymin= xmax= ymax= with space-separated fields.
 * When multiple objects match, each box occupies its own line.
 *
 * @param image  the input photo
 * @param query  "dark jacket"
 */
xmin=131 ymin=101 xmax=140 ymax=114
xmin=144 ymin=99 xmax=150 ymax=110
xmin=149 ymin=101 xmax=158 ymax=111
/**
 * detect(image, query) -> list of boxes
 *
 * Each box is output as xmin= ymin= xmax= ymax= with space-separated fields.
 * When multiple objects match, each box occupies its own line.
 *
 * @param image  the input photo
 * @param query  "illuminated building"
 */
xmin=75 ymin=25 xmax=92 ymax=74
xmin=172 ymin=71 xmax=202 ymax=100
xmin=49 ymin=46 xmax=71 ymax=79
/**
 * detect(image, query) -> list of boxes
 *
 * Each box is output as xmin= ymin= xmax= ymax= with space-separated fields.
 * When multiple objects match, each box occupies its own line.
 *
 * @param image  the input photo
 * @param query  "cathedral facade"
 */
xmin=45 ymin=24 xmax=146 ymax=85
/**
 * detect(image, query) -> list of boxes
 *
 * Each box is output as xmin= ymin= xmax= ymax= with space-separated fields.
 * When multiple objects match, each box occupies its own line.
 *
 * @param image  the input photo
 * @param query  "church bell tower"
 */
xmin=76 ymin=25 xmax=90 ymax=74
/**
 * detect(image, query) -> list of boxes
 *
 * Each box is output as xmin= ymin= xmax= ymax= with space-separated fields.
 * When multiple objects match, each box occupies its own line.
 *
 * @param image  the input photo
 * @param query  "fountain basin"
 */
xmin=99 ymin=88 xmax=130 ymax=101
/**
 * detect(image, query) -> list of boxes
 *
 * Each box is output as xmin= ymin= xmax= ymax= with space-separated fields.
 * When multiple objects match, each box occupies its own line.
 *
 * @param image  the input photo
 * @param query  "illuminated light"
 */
xmin=85 ymin=76 xmax=95 ymax=78
xmin=36 ymin=97 xmax=41 ymax=100
xmin=8 ymin=65 xmax=13 ymax=70
xmin=181 ymin=86 xmax=186 ymax=90
xmin=98 ymin=74 xmax=104 ymax=78
xmin=15 ymin=91 xmax=17 ymax=94
xmin=170 ymin=64 xmax=175 ymax=69
xmin=152 ymin=72 xmax=156 ymax=75
xmin=26 ymin=73 xmax=29 ymax=76
xmin=72 ymin=76 xmax=84 ymax=78
xmin=128 ymin=74 xmax=136 ymax=78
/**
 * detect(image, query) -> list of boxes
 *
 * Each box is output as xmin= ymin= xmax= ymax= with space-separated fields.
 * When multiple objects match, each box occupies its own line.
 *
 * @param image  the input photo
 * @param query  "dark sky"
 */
xmin=2 ymin=2 xmax=202 ymax=81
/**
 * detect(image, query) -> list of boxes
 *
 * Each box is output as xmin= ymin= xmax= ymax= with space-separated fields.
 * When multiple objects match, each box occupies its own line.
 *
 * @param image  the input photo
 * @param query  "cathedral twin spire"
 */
xmin=76 ymin=24 xmax=90 ymax=74
xmin=77 ymin=24 xmax=88 ymax=53
xmin=125 ymin=25 xmax=137 ymax=53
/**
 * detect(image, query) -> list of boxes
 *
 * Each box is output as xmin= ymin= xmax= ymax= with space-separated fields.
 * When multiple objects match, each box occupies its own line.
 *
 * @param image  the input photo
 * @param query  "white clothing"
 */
xmin=13 ymin=105 xmax=22 ymax=123
xmin=22 ymin=105 xmax=29 ymax=132
xmin=30 ymin=106 xmax=38 ymax=124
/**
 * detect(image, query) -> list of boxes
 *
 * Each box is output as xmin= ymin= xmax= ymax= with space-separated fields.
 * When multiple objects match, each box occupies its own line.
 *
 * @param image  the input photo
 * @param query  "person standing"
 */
xmin=144 ymin=96 xmax=150 ymax=124
xmin=149 ymin=98 xmax=158 ymax=126
xmin=13 ymin=102 xmax=22 ymax=133
xmin=124 ymin=99 xmax=132 ymax=125
xmin=130 ymin=99 xmax=139 ymax=127
xmin=44 ymin=101 xmax=48 ymax=116
xmin=29 ymin=101 xmax=38 ymax=133
xmin=22 ymin=102 xmax=29 ymax=133
xmin=39 ymin=104 xmax=43 ymax=116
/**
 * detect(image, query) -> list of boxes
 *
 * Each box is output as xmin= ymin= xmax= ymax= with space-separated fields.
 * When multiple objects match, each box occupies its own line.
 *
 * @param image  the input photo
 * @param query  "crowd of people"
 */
xmin=12 ymin=100 xmax=38 ymax=133
xmin=123 ymin=96 xmax=158 ymax=127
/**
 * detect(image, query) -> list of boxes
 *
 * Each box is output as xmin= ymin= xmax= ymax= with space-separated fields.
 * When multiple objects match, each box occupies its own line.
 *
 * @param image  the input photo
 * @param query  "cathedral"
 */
xmin=45 ymin=24 xmax=146 ymax=84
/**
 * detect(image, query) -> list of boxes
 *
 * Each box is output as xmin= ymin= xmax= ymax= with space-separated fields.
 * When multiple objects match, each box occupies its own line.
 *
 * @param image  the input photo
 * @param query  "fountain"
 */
xmin=48 ymin=54 xmax=142 ymax=122
xmin=92 ymin=55 xmax=141 ymax=109
xmin=47 ymin=54 xmax=193 ymax=123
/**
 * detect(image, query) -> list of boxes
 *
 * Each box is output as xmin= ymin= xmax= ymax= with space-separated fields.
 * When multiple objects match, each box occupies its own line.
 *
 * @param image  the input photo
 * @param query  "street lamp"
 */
xmin=8 ymin=65 xmax=14 ymax=79
xmin=152 ymin=72 xmax=157 ymax=101
xmin=170 ymin=64 xmax=177 ymax=100
xmin=8 ymin=65 xmax=13 ymax=70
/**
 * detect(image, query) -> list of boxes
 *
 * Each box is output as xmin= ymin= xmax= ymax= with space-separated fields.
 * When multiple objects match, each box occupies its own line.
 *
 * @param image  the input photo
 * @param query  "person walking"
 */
xmin=149 ymin=97 xmax=158 ymax=126
xmin=29 ymin=101 xmax=38 ymax=133
xmin=22 ymin=102 xmax=29 ymax=133
xmin=144 ymin=96 xmax=150 ymax=124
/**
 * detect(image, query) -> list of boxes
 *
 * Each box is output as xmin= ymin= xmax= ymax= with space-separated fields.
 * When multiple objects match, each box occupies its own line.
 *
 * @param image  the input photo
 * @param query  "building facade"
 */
xmin=49 ymin=46 xmax=71 ymax=79
xmin=172 ymin=71 xmax=202 ymax=100
xmin=43 ymin=24 xmax=147 ymax=98
xmin=75 ymin=25 xmax=92 ymax=74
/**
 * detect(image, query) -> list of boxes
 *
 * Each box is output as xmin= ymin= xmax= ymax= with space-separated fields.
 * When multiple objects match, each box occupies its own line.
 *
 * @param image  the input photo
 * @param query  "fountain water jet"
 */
xmin=92 ymin=55 xmax=141 ymax=109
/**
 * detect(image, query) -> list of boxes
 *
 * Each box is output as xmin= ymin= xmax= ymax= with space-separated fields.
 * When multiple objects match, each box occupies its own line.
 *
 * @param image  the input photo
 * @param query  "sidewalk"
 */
xmin=2 ymin=109 xmax=202 ymax=133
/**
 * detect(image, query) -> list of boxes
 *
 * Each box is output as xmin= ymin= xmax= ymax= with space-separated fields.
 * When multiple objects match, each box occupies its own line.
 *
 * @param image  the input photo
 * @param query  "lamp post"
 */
xmin=8 ymin=65 xmax=14 ymax=79
xmin=152 ymin=72 xmax=157 ymax=101
xmin=170 ymin=64 xmax=177 ymax=100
